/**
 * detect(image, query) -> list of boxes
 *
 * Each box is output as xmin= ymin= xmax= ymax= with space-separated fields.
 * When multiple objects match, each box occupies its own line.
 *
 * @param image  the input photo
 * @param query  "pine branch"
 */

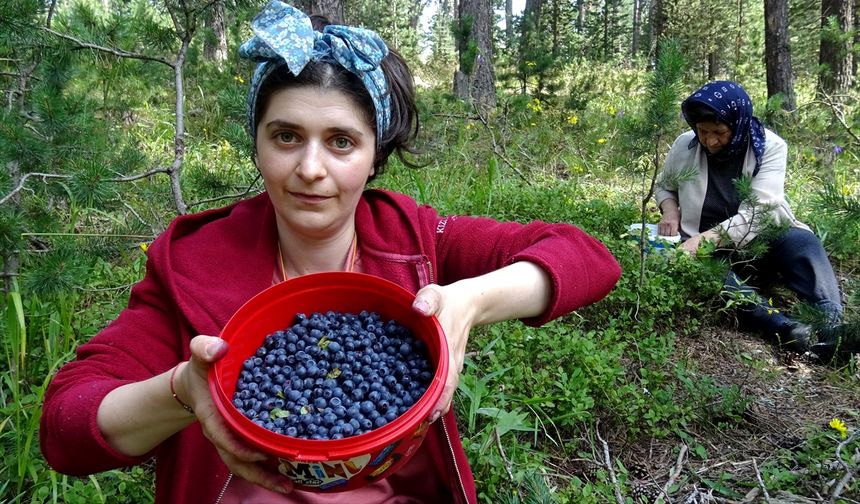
xmin=816 ymin=95 xmax=860 ymax=146
xmin=106 ymin=167 xmax=172 ymax=182
xmin=186 ymin=181 xmax=262 ymax=210
xmin=42 ymin=27 xmax=174 ymax=67
xmin=0 ymin=172 xmax=71 ymax=205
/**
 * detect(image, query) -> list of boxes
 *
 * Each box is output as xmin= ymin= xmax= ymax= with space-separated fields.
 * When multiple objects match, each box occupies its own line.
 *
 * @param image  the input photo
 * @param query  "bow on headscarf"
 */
xmin=682 ymin=81 xmax=766 ymax=175
xmin=239 ymin=1 xmax=391 ymax=146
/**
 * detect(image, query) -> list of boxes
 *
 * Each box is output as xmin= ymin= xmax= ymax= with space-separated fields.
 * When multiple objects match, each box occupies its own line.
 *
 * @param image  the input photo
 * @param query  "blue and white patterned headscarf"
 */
xmin=682 ymin=81 xmax=766 ymax=175
xmin=239 ymin=1 xmax=391 ymax=146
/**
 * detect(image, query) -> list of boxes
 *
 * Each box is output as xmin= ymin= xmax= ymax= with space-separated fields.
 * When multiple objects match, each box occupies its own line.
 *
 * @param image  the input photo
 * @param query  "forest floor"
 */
xmin=563 ymin=325 xmax=860 ymax=503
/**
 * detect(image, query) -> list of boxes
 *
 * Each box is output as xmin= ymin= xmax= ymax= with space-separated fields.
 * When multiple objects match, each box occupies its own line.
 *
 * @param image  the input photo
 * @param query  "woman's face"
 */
xmin=255 ymin=86 xmax=376 ymax=240
xmin=695 ymin=121 xmax=732 ymax=154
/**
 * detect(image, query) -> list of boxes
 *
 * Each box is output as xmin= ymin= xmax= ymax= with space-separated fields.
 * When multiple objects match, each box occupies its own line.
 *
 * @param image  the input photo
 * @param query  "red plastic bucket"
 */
xmin=209 ymin=272 xmax=448 ymax=492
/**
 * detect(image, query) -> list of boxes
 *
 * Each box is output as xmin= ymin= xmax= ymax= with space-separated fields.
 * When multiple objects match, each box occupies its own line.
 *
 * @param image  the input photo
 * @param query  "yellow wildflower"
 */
xmin=810 ymin=155 xmax=817 ymax=162
xmin=527 ymin=98 xmax=542 ymax=113
xmin=829 ymin=418 xmax=848 ymax=439
xmin=607 ymin=106 xmax=617 ymax=115
xmin=139 ymin=242 xmax=149 ymax=253
xmin=530 ymin=122 xmax=536 ymax=127
xmin=766 ymin=297 xmax=780 ymax=315
xmin=525 ymin=60 xmax=536 ymax=68
xmin=567 ymin=115 xmax=579 ymax=125
xmin=597 ymin=138 xmax=607 ymax=144
xmin=234 ymin=75 xmax=246 ymax=84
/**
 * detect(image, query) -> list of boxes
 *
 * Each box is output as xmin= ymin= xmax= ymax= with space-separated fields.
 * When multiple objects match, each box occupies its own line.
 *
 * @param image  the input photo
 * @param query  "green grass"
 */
xmin=3 ymin=74 xmax=859 ymax=504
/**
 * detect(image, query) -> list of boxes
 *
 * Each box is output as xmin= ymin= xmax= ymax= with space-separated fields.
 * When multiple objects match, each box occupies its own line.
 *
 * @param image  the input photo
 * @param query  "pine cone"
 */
xmin=629 ymin=480 xmax=660 ymax=503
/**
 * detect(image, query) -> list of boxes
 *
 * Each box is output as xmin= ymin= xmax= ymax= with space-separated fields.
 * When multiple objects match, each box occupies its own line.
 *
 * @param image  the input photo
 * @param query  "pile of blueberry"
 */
xmin=232 ymin=310 xmax=434 ymax=440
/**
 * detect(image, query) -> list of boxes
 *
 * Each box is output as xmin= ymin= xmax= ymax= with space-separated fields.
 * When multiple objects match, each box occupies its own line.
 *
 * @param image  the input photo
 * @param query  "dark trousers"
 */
xmin=723 ymin=228 xmax=843 ymax=333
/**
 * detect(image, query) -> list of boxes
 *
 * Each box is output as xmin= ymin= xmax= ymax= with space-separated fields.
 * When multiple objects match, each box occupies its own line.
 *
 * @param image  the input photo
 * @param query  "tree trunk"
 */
xmin=453 ymin=0 xmax=496 ymax=110
xmin=523 ymin=0 xmax=544 ymax=31
xmin=851 ymin=0 xmax=860 ymax=80
xmin=648 ymin=0 xmax=666 ymax=64
xmin=518 ymin=0 xmax=542 ymax=92
xmin=708 ymin=52 xmax=717 ymax=79
xmin=764 ymin=0 xmax=796 ymax=110
xmin=552 ymin=0 xmax=559 ymax=56
xmin=632 ymin=0 xmax=641 ymax=57
xmin=505 ymin=0 xmax=514 ymax=44
xmin=2 ymin=61 xmax=36 ymax=295
xmin=735 ymin=0 xmax=744 ymax=77
xmin=409 ymin=0 xmax=422 ymax=30
xmin=602 ymin=0 xmax=609 ymax=60
xmin=203 ymin=0 xmax=227 ymax=69
xmin=818 ymin=0 xmax=854 ymax=94
xmin=578 ymin=0 xmax=586 ymax=33
xmin=311 ymin=0 xmax=344 ymax=24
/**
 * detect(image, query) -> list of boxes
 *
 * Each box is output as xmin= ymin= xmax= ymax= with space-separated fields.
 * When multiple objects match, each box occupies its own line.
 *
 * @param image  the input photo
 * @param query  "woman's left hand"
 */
xmin=681 ymin=229 xmax=720 ymax=255
xmin=409 ymin=262 xmax=553 ymax=424
xmin=412 ymin=283 xmax=478 ymax=422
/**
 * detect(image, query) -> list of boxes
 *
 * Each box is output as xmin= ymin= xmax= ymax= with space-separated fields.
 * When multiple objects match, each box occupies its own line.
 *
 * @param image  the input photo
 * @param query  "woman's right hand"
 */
xmin=658 ymin=202 xmax=681 ymax=236
xmin=181 ymin=335 xmax=294 ymax=495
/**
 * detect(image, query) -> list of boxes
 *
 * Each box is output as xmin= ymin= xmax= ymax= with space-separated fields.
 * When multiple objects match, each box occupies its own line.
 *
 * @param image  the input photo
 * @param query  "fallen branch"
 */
xmin=752 ymin=458 xmax=772 ymax=503
xmin=656 ymin=443 xmax=688 ymax=503
xmin=815 ymin=95 xmax=860 ymax=146
xmin=0 ymin=172 xmax=71 ymax=205
xmin=595 ymin=421 xmax=625 ymax=504
xmin=494 ymin=427 xmax=516 ymax=483
xmin=475 ymin=111 xmax=531 ymax=185
xmin=829 ymin=430 xmax=859 ymax=503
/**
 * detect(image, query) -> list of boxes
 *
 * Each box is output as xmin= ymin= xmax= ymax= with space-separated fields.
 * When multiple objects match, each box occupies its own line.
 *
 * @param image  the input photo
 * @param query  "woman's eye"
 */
xmin=333 ymin=137 xmax=352 ymax=149
xmin=277 ymin=132 xmax=296 ymax=143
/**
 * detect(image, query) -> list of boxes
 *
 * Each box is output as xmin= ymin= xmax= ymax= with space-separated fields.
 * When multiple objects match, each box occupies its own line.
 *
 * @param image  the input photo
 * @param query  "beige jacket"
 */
xmin=654 ymin=128 xmax=809 ymax=247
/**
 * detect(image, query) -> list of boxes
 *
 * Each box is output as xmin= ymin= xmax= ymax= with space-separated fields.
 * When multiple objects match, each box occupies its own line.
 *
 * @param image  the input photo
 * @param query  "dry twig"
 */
xmin=829 ymin=430 xmax=859 ymax=503
xmin=0 ymin=172 xmax=71 ymax=205
xmin=656 ymin=443 xmax=688 ymax=503
xmin=595 ymin=422 xmax=626 ymax=504
xmin=494 ymin=427 xmax=516 ymax=483
xmin=474 ymin=111 xmax=531 ymax=184
xmin=752 ymin=458 xmax=772 ymax=503
xmin=43 ymin=28 xmax=173 ymax=67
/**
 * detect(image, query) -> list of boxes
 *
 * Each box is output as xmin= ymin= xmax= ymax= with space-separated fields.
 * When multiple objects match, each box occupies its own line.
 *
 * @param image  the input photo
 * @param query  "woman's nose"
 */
xmin=296 ymin=143 xmax=326 ymax=180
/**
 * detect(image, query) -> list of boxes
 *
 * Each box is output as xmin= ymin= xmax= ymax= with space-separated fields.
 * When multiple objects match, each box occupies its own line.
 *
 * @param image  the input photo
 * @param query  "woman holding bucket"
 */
xmin=40 ymin=2 xmax=621 ymax=501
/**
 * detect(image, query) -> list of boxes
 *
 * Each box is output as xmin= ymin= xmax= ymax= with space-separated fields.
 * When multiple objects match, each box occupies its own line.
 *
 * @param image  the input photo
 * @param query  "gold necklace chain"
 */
xmin=277 ymin=233 xmax=358 ymax=283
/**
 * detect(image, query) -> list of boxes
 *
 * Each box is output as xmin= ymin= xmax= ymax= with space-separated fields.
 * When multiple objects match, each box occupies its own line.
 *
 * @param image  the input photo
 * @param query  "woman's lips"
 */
xmin=291 ymin=192 xmax=331 ymax=204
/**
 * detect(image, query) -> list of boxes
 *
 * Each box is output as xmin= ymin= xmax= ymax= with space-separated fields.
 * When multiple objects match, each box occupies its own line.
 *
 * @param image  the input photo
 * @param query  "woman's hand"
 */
xmin=180 ymin=336 xmax=294 ymax=495
xmin=658 ymin=200 xmax=681 ymax=236
xmin=680 ymin=229 xmax=720 ymax=255
xmin=412 ymin=284 xmax=478 ymax=422
xmin=410 ymin=262 xmax=552 ymax=423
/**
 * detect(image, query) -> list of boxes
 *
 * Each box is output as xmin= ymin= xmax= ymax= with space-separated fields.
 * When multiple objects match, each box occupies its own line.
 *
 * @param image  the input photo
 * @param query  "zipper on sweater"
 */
xmin=441 ymin=415 xmax=469 ymax=503
xmin=214 ymin=473 xmax=232 ymax=504
xmin=428 ymin=258 xmax=466 ymax=501
xmin=427 ymin=259 xmax=435 ymax=284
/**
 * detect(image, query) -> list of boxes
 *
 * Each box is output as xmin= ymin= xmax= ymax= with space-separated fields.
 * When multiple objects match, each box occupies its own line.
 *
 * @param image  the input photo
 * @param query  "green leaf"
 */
xmin=269 ymin=408 xmax=290 ymax=420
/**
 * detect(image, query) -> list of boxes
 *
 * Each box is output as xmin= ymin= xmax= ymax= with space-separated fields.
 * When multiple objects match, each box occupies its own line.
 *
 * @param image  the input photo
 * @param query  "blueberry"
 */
xmin=234 ymin=310 xmax=432 ymax=440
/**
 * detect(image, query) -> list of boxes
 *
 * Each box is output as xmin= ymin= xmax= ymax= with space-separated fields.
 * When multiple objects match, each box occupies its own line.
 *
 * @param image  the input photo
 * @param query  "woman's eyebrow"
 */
xmin=263 ymin=119 xmax=303 ymax=131
xmin=262 ymin=121 xmax=365 ymax=138
xmin=327 ymin=126 xmax=366 ymax=138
